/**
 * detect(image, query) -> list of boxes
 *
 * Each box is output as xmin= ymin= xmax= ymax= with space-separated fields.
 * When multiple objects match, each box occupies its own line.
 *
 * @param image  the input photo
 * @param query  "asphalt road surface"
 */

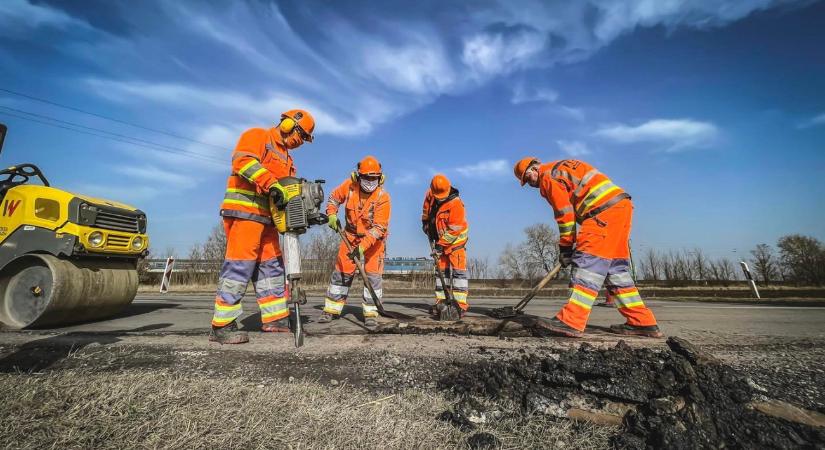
xmin=2 ymin=293 xmax=823 ymax=342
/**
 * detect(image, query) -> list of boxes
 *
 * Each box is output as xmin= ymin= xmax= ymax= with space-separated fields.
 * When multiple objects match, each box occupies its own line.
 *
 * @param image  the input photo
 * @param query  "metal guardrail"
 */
xmin=145 ymin=258 xmax=433 ymax=274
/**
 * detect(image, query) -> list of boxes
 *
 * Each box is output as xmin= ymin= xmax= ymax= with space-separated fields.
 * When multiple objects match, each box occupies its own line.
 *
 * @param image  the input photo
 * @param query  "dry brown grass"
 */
xmin=0 ymin=371 xmax=613 ymax=450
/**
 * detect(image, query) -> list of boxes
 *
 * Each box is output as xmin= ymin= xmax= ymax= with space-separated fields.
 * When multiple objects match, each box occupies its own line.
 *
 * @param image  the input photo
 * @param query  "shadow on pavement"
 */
xmin=110 ymin=302 xmax=181 ymax=320
xmin=0 ymin=323 xmax=172 ymax=373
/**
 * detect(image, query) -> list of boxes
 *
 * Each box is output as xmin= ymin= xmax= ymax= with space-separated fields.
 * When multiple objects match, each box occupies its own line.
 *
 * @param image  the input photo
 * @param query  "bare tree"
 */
xmin=690 ymin=248 xmax=709 ymax=282
xmin=468 ymin=257 xmax=491 ymax=279
xmin=641 ymin=248 xmax=662 ymax=281
xmin=777 ymin=234 xmax=825 ymax=286
xmin=497 ymin=224 xmax=559 ymax=282
xmin=201 ymin=222 xmax=227 ymax=260
xmin=750 ymin=243 xmax=778 ymax=285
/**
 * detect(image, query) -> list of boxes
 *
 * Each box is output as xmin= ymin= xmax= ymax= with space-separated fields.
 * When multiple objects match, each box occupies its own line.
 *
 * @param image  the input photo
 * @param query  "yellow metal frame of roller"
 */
xmin=0 ymin=184 xmax=148 ymax=255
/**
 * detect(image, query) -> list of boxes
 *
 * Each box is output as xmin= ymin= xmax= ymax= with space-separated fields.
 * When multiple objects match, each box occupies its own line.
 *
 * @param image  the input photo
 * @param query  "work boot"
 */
xmin=318 ymin=312 xmax=335 ymax=324
xmin=261 ymin=318 xmax=290 ymax=333
xmin=534 ymin=317 xmax=584 ymax=338
xmin=610 ymin=323 xmax=664 ymax=338
xmin=364 ymin=317 xmax=378 ymax=330
xmin=209 ymin=321 xmax=249 ymax=344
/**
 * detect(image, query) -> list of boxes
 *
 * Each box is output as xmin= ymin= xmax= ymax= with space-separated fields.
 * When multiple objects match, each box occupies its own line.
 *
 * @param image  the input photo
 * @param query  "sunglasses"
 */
xmin=294 ymin=124 xmax=313 ymax=143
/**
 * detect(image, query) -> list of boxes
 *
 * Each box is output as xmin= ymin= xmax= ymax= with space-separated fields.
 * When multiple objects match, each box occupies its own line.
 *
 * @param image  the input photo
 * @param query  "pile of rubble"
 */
xmin=439 ymin=337 xmax=825 ymax=448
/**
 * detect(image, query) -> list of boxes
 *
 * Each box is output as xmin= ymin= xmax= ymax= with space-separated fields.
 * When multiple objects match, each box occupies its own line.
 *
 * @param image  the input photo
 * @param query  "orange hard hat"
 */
xmin=357 ymin=155 xmax=382 ymax=176
xmin=514 ymin=156 xmax=539 ymax=186
xmin=280 ymin=109 xmax=315 ymax=142
xmin=430 ymin=174 xmax=451 ymax=199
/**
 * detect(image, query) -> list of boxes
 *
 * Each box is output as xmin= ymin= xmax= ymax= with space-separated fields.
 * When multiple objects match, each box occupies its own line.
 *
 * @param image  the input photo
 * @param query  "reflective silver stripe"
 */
xmin=615 ymin=292 xmax=644 ymax=308
xmin=218 ymin=278 xmax=248 ymax=297
xmin=265 ymin=144 xmax=289 ymax=162
xmin=328 ymin=284 xmax=349 ymax=295
xmin=558 ymin=222 xmax=575 ymax=233
xmin=607 ymin=272 xmax=635 ymax=287
xmin=232 ymin=151 xmax=259 ymax=161
xmin=554 ymin=205 xmax=574 ymax=218
xmin=452 ymin=278 xmax=469 ymax=289
xmin=213 ymin=306 xmax=243 ymax=321
xmin=364 ymin=287 xmax=383 ymax=299
xmin=453 ymin=291 xmax=468 ymax=301
xmin=259 ymin=298 xmax=287 ymax=317
xmin=570 ymin=289 xmax=596 ymax=305
xmin=448 ymin=224 xmax=464 ymax=231
xmin=368 ymin=228 xmax=382 ymax=239
xmin=551 ymin=167 xmax=580 ymax=186
xmin=435 ymin=278 xmax=443 ymax=288
xmin=579 ymin=181 xmax=619 ymax=214
xmin=254 ymin=276 xmax=284 ymax=294
xmin=239 ymin=161 xmax=266 ymax=181
xmin=223 ymin=191 xmax=270 ymax=210
xmin=435 ymin=291 xmax=446 ymax=299
xmin=573 ymin=169 xmax=601 ymax=196
xmin=220 ymin=209 xmax=272 ymax=224
xmin=572 ymin=267 xmax=605 ymax=286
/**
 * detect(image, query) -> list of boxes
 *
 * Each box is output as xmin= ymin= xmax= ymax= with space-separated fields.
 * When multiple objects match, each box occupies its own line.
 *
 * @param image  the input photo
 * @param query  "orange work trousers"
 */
xmin=211 ymin=218 xmax=287 ymax=327
xmin=555 ymin=199 xmax=658 ymax=331
xmin=323 ymin=233 xmax=385 ymax=318
xmin=434 ymin=247 xmax=469 ymax=311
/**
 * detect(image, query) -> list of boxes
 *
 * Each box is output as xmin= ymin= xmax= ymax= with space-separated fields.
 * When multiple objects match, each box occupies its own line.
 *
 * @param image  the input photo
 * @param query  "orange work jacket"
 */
xmin=421 ymin=187 xmax=468 ymax=252
xmin=326 ymin=179 xmax=391 ymax=251
xmin=538 ymin=159 xmax=630 ymax=247
xmin=220 ymin=127 xmax=295 ymax=224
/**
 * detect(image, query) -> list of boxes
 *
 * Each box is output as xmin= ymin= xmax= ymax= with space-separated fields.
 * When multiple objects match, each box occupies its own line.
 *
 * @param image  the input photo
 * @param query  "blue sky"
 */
xmin=1 ymin=0 xmax=823 ymax=261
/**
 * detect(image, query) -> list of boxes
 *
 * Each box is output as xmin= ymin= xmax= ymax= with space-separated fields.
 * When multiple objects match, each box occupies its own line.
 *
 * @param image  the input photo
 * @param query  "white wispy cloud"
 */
xmin=797 ymin=112 xmax=825 ymax=129
xmin=557 ymin=140 xmax=591 ymax=156
xmin=0 ymin=0 xmax=90 ymax=34
xmin=19 ymin=0 xmax=792 ymax=145
xmin=394 ymin=171 xmax=421 ymax=186
xmin=114 ymin=165 xmax=197 ymax=189
xmin=594 ymin=119 xmax=719 ymax=152
xmin=455 ymin=159 xmax=510 ymax=178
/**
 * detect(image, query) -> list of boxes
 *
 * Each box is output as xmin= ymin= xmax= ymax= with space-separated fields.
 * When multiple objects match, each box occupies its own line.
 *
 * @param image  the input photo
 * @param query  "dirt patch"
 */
xmin=438 ymin=337 xmax=825 ymax=449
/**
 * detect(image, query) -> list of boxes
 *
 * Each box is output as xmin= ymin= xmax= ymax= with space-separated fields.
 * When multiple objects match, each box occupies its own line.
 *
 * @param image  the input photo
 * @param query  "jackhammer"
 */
xmin=272 ymin=177 xmax=327 ymax=347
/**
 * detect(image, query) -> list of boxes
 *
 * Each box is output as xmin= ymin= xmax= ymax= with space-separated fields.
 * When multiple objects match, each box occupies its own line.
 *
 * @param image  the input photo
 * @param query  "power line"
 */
xmin=0 ymin=87 xmax=225 ymax=149
xmin=0 ymin=109 xmax=224 ymax=165
xmin=0 ymin=105 xmax=225 ymax=164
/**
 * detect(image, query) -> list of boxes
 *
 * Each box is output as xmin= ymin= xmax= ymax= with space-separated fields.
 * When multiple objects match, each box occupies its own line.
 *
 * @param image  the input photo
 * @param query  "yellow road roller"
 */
xmin=0 ymin=123 xmax=149 ymax=328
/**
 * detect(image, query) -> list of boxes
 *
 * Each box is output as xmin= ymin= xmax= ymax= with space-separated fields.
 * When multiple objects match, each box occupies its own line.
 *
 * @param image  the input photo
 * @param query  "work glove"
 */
xmin=328 ymin=214 xmax=340 ymax=232
xmin=269 ymin=183 xmax=288 ymax=208
xmin=559 ymin=245 xmax=574 ymax=268
xmin=347 ymin=245 xmax=364 ymax=262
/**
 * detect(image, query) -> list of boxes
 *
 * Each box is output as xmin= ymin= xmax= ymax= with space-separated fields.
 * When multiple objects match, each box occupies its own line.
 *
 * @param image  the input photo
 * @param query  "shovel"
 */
xmin=336 ymin=227 xmax=410 ymax=320
xmin=429 ymin=242 xmax=461 ymax=321
xmin=489 ymin=263 xmax=562 ymax=319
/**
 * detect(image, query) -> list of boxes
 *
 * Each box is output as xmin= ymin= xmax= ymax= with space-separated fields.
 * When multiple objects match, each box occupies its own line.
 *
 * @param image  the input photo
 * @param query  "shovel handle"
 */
xmin=514 ymin=263 xmax=563 ymax=312
xmin=336 ymin=228 xmax=387 ymax=315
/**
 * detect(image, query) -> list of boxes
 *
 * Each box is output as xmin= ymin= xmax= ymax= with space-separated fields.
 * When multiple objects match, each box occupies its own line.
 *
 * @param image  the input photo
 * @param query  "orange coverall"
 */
xmin=323 ymin=178 xmax=391 ymax=318
xmin=422 ymin=188 xmax=469 ymax=310
xmin=538 ymin=159 xmax=658 ymax=331
xmin=211 ymin=128 xmax=293 ymax=327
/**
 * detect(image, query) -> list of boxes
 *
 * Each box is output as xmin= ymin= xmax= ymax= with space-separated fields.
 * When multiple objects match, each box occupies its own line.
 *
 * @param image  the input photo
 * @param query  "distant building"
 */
xmin=384 ymin=257 xmax=431 ymax=274
xmin=146 ymin=257 xmax=432 ymax=274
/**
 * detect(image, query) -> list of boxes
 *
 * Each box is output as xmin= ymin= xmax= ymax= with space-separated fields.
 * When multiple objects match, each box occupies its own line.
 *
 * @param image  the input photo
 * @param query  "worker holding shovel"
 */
xmin=319 ymin=156 xmax=391 ymax=329
xmin=422 ymin=174 xmax=469 ymax=319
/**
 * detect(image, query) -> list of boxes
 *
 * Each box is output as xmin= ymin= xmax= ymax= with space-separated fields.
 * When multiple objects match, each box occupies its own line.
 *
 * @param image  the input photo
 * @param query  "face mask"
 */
xmin=283 ymin=132 xmax=303 ymax=149
xmin=360 ymin=177 xmax=379 ymax=193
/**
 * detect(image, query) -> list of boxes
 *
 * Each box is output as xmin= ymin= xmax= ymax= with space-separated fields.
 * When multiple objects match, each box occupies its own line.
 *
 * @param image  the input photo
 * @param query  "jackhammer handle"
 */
xmin=428 ymin=240 xmax=455 ymax=303
xmin=514 ymin=263 xmax=563 ymax=311
xmin=336 ymin=227 xmax=387 ymax=314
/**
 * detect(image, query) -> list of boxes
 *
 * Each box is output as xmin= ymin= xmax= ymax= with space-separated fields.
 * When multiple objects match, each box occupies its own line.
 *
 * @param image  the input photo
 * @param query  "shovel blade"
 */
xmin=488 ymin=306 xmax=520 ymax=319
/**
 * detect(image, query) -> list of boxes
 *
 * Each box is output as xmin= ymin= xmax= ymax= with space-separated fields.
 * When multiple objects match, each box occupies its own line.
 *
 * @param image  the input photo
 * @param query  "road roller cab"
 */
xmin=0 ymin=123 xmax=149 ymax=328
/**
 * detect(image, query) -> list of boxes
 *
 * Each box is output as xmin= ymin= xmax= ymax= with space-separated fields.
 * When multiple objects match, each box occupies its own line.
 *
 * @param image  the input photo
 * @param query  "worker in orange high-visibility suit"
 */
xmin=422 ymin=174 xmax=469 ymax=319
xmin=514 ymin=157 xmax=662 ymax=338
xmin=320 ymin=156 xmax=391 ymax=329
xmin=209 ymin=109 xmax=315 ymax=345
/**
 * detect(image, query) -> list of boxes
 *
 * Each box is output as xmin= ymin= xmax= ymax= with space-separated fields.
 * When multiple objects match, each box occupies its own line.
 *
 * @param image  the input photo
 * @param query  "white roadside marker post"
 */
xmin=160 ymin=256 xmax=175 ymax=294
xmin=740 ymin=261 xmax=760 ymax=300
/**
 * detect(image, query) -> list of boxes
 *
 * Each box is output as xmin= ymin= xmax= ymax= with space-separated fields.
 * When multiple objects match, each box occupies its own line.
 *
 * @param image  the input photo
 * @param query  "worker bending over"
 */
xmin=210 ymin=110 xmax=315 ymax=344
xmin=513 ymin=157 xmax=662 ymax=338
xmin=321 ymin=156 xmax=391 ymax=329
xmin=422 ymin=174 xmax=469 ymax=318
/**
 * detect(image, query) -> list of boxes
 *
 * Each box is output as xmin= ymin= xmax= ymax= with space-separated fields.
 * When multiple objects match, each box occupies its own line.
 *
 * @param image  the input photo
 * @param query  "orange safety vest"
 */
xmin=220 ymin=127 xmax=295 ymax=224
xmin=326 ymin=179 xmax=391 ymax=251
xmin=421 ymin=187 xmax=468 ymax=252
xmin=538 ymin=159 xmax=630 ymax=247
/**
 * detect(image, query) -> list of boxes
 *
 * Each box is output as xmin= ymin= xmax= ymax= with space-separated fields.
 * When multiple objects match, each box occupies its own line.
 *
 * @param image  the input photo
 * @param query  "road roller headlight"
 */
xmin=131 ymin=236 xmax=145 ymax=250
xmin=88 ymin=231 xmax=105 ymax=248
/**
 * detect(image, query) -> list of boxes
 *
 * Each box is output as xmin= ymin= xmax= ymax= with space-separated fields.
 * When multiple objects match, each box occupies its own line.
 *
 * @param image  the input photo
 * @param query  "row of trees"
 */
xmin=144 ymin=221 xmax=825 ymax=287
